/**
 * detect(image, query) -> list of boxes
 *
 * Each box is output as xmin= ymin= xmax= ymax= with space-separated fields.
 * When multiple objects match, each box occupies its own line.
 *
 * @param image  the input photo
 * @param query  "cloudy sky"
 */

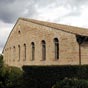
xmin=1 ymin=0 xmax=88 ymax=53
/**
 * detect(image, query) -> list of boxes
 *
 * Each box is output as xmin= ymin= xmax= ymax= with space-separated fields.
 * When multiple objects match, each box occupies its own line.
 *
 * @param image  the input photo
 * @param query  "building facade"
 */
xmin=2 ymin=18 xmax=88 ymax=67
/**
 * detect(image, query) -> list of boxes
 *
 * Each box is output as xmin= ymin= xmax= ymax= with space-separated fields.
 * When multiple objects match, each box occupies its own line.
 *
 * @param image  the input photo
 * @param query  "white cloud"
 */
xmin=1 ymin=0 xmax=88 ymax=53
xmin=35 ymin=5 xmax=71 ymax=22
xmin=0 ymin=21 xmax=13 ymax=53
xmin=59 ymin=5 xmax=88 ymax=28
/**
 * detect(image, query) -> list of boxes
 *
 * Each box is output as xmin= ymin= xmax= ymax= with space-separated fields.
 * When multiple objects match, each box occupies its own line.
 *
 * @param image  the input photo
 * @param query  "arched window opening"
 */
xmin=42 ymin=40 xmax=46 ymax=60
xmin=13 ymin=46 xmax=16 ymax=61
xmin=18 ymin=45 xmax=20 ymax=61
xmin=18 ymin=30 xmax=21 ymax=34
xmin=31 ymin=42 xmax=35 ymax=60
xmin=10 ymin=47 xmax=11 ymax=61
xmin=54 ymin=38 xmax=59 ymax=60
xmin=24 ymin=44 xmax=26 ymax=61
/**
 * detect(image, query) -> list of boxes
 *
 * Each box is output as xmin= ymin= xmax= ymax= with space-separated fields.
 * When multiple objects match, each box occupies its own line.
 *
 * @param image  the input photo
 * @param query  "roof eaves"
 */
xmin=19 ymin=17 xmax=88 ymax=36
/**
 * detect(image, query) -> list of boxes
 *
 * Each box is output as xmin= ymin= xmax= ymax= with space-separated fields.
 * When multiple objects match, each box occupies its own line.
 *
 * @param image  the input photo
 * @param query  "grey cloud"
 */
xmin=51 ymin=0 xmax=88 ymax=20
xmin=33 ymin=0 xmax=55 ymax=7
xmin=0 ymin=0 xmax=37 ymax=23
xmin=0 ymin=38 xmax=6 ymax=53
xmin=0 ymin=0 xmax=15 ymax=3
xmin=66 ymin=11 xmax=81 ymax=17
xmin=0 ymin=43 xmax=4 ymax=52
xmin=0 ymin=0 xmax=88 ymax=53
xmin=55 ymin=0 xmax=88 ymax=8
xmin=24 ymin=0 xmax=88 ymax=19
xmin=67 ymin=0 xmax=88 ymax=7
xmin=0 ymin=0 xmax=88 ymax=23
xmin=0 ymin=43 xmax=4 ymax=49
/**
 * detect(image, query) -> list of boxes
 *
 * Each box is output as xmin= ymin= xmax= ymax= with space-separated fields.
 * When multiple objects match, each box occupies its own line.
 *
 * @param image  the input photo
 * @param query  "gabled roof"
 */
xmin=2 ymin=17 xmax=88 ymax=53
xmin=20 ymin=17 xmax=88 ymax=36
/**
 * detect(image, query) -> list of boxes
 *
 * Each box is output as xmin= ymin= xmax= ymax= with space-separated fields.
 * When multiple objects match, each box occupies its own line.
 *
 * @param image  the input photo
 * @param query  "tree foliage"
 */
xmin=52 ymin=78 xmax=88 ymax=88
xmin=1 ymin=55 xmax=88 ymax=88
xmin=0 ymin=55 xmax=23 ymax=88
xmin=0 ymin=54 xmax=4 ymax=67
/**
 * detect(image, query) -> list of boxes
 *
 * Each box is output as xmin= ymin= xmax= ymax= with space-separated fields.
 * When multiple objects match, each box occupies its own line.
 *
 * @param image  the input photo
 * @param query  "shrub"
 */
xmin=0 ymin=54 xmax=4 ymax=68
xmin=52 ymin=78 xmax=88 ymax=88
xmin=0 ymin=66 xmax=23 ymax=88
xmin=4 ymin=66 xmax=23 ymax=88
xmin=22 ymin=65 xmax=88 ymax=88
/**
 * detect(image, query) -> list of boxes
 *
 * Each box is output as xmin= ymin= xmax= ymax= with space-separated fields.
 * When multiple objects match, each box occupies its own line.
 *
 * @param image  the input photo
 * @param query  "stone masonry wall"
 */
xmin=3 ymin=19 xmax=80 ymax=67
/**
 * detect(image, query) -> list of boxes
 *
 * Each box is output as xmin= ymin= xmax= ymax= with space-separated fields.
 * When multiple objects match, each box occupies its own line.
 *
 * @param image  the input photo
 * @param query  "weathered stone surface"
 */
xmin=2 ymin=18 xmax=88 ymax=67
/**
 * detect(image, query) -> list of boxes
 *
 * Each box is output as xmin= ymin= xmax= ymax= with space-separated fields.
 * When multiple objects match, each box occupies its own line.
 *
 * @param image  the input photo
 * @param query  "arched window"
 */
xmin=13 ymin=46 xmax=16 ymax=61
xmin=42 ymin=40 xmax=46 ymax=60
xmin=13 ymin=46 xmax=16 ymax=52
xmin=54 ymin=38 xmax=59 ymax=60
xmin=18 ymin=30 xmax=21 ymax=34
xmin=31 ymin=42 xmax=35 ymax=60
xmin=24 ymin=44 xmax=26 ymax=61
xmin=10 ymin=47 xmax=11 ymax=61
xmin=18 ymin=45 xmax=20 ymax=61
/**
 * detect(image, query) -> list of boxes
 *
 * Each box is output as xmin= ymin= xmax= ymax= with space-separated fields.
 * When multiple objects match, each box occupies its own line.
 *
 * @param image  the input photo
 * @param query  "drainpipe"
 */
xmin=76 ymin=35 xmax=82 ymax=65
xmin=76 ymin=35 xmax=87 ymax=65
xmin=79 ymin=44 xmax=81 ymax=65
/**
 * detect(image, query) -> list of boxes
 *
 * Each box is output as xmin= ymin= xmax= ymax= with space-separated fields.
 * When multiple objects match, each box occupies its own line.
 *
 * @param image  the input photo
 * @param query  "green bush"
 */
xmin=4 ymin=66 xmax=23 ymax=88
xmin=0 ymin=66 xmax=23 ymax=88
xmin=0 ymin=55 xmax=4 ymax=67
xmin=1 ymin=54 xmax=88 ymax=88
xmin=22 ymin=65 xmax=88 ymax=88
xmin=52 ymin=78 xmax=88 ymax=88
xmin=0 ymin=55 xmax=24 ymax=88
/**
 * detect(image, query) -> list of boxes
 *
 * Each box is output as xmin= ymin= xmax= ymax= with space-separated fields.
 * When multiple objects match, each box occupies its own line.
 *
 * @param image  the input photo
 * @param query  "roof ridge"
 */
xmin=19 ymin=17 xmax=87 ymax=29
xmin=19 ymin=17 xmax=88 ymax=36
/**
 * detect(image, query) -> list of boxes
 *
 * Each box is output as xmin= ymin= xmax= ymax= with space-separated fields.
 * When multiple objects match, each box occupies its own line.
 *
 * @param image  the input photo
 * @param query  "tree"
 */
xmin=0 ymin=54 xmax=4 ymax=67
xmin=0 ymin=54 xmax=23 ymax=88
xmin=52 ymin=78 xmax=88 ymax=88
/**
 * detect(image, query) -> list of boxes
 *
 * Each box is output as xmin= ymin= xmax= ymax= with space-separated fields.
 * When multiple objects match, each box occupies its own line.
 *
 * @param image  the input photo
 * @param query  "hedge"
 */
xmin=22 ymin=65 xmax=88 ymax=88
xmin=0 ymin=66 xmax=23 ymax=88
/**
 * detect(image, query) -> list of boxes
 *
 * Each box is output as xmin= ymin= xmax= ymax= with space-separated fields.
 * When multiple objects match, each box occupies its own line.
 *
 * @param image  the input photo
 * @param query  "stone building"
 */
xmin=2 ymin=18 xmax=88 ymax=67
